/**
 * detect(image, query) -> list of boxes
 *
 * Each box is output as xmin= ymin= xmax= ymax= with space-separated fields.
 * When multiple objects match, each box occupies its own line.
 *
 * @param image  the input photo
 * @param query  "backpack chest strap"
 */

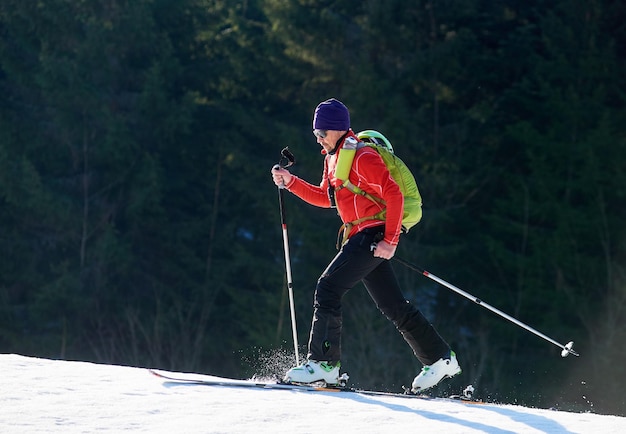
xmin=335 ymin=180 xmax=386 ymax=205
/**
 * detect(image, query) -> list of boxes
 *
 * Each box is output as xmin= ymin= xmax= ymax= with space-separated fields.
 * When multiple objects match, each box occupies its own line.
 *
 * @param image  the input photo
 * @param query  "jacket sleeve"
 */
xmin=353 ymin=150 xmax=404 ymax=245
xmin=284 ymin=160 xmax=332 ymax=208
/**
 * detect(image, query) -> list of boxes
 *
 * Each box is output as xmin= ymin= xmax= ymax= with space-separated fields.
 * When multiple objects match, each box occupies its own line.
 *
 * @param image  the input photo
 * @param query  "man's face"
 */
xmin=314 ymin=129 xmax=344 ymax=153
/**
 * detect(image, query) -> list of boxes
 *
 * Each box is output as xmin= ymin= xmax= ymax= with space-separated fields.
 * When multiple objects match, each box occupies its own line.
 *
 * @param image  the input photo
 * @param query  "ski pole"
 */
xmin=373 ymin=247 xmax=579 ymax=357
xmin=274 ymin=147 xmax=300 ymax=365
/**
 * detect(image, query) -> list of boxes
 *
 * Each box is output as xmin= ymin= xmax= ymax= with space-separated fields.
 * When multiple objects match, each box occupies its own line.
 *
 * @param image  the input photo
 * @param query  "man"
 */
xmin=271 ymin=98 xmax=461 ymax=392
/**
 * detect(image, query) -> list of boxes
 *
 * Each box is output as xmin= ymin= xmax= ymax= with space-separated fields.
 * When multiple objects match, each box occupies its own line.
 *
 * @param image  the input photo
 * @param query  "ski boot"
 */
xmin=283 ymin=360 xmax=347 ymax=387
xmin=411 ymin=351 xmax=461 ymax=393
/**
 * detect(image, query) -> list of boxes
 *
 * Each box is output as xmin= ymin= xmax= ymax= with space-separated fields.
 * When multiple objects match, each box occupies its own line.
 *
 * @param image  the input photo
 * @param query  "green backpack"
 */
xmin=334 ymin=130 xmax=422 ymax=245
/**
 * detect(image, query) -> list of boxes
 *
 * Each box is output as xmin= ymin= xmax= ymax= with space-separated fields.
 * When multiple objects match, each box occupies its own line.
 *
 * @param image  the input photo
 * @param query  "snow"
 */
xmin=1 ymin=354 xmax=625 ymax=433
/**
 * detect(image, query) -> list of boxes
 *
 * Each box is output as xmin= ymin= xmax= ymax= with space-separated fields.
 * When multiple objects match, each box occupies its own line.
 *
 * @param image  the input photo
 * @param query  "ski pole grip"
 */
xmin=369 ymin=232 xmax=384 ymax=251
xmin=273 ymin=164 xmax=287 ymax=189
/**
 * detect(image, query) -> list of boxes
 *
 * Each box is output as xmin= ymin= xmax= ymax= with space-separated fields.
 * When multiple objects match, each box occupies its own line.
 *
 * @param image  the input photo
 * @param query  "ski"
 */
xmin=149 ymin=369 xmax=485 ymax=404
xmin=149 ymin=369 xmax=342 ymax=392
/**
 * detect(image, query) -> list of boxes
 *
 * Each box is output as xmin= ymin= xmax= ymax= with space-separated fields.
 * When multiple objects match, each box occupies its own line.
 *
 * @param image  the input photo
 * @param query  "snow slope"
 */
xmin=1 ymin=354 xmax=624 ymax=433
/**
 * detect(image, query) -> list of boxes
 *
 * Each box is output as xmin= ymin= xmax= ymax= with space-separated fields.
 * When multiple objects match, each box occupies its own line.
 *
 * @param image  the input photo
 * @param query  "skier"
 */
xmin=271 ymin=98 xmax=461 ymax=392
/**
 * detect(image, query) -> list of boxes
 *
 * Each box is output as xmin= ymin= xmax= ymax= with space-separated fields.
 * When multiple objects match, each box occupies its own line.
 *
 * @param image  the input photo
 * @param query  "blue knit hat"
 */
xmin=313 ymin=98 xmax=350 ymax=131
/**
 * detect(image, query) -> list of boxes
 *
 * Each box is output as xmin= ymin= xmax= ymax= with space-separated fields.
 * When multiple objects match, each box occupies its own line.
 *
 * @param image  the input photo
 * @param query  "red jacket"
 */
xmin=285 ymin=131 xmax=403 ymax=246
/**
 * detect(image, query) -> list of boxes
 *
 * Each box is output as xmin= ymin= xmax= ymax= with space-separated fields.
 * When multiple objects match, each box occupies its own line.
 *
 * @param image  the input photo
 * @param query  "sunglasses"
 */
xmin=313 ymin=129 xmax=327 ymax=139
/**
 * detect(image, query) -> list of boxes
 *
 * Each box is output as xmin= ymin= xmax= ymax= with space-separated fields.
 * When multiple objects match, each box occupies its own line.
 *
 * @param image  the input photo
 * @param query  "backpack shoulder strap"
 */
xmin=334 ymin=139 xmax=385 ymax=204
xmin=334 ymin=137 xmax=360 ymax=181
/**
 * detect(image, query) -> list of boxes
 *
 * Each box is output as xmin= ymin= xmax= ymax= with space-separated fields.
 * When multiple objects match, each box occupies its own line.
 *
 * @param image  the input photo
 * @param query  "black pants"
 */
xmin=307 ymin=227 xmax=450 ymax=366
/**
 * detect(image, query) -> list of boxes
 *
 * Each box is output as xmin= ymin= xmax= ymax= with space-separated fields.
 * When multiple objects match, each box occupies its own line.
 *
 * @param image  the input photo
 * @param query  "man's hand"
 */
xmin=372 ymin=239 xmax=396 ymax=260
xmin=271 ymin=165 xmax=293 ymax=187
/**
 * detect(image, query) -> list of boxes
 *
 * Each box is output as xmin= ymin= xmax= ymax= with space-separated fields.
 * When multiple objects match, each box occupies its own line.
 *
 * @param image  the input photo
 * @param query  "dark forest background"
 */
xmin=1 ymin=0 xmax=625 ymax=416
